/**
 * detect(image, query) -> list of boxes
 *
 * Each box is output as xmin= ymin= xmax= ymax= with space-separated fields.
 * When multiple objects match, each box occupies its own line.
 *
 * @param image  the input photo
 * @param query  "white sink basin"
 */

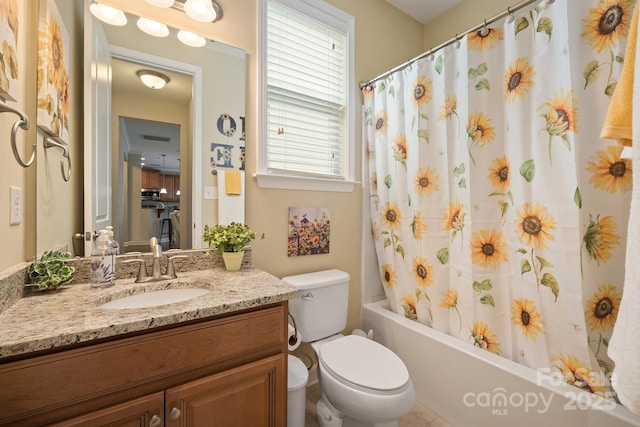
xmin=99 ymin=288 xmax=210 ymax=309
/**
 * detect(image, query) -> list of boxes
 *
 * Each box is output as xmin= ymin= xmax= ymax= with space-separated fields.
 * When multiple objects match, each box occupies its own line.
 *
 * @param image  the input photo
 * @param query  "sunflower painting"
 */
xmin=287 ymin=207 xmax=330 ymax=257
xmin=0 ymin=0 xmax=18 ymax=101
xmin=37 ymin=0 xmax=70 ymax=142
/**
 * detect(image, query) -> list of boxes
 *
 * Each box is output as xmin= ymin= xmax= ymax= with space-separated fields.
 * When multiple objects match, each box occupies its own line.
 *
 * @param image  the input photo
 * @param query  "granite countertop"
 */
xmin=0 ymin=267 xmax=297 ymax=360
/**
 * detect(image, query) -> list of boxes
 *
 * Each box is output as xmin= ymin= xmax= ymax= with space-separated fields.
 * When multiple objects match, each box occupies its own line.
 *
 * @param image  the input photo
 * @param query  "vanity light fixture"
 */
xmin=137 ymin=17 xmax=170 ymax=37
xmin=176 ymin=189 xmax=181 ymax=196
xmin=89 ymin=2 xmax=127 ymax=26
xmin=145 ymin=0 xmax=175 ymax=7
xmin=137 ymin=70 xmax=170 ymax=90
xmin=177 ymin=30 xmax=207 ymax=47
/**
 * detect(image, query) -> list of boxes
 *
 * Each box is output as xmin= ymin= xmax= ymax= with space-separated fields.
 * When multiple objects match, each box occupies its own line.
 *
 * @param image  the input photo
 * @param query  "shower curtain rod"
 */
xmin=358 ymin=0 xmax=554 ymax=89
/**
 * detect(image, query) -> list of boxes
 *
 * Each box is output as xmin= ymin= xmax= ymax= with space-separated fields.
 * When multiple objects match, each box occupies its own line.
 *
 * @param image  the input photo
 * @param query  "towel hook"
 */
xmin=43 ymin=134 xmax=72 ymax=182
xmin=0 ymin=101 xmax=35 ymax=168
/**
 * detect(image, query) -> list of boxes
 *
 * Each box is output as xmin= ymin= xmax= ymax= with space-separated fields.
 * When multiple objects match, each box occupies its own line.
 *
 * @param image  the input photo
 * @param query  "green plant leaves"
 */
xmin=27 ymin=250 xmax=75 ymax=290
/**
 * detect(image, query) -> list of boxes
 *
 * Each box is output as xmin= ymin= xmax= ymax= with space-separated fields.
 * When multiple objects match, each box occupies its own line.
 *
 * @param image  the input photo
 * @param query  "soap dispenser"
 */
xmin=90 ymin=230 xmax=116 ymax=288
xmin=105 ymin=225 xmax=120 ymax=255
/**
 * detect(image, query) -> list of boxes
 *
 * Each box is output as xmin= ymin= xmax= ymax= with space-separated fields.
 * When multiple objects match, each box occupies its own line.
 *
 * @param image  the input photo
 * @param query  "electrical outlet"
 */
xmin=10 ymin=186 xmax=22 ymax=225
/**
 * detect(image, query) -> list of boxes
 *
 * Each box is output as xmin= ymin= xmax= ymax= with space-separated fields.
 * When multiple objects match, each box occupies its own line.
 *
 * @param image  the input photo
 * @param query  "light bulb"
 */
xmin=184 ymin=0 xmax=217 ymax=22
xmin=177 ymin=30 xmax=206 ymax=47
xmin=89 ymin=3 xmax=127 ymax=26
xmin=145 ymin=0 xmax=174 ymax=7
xmin=137 ymin=17 xmax=170 ymax=37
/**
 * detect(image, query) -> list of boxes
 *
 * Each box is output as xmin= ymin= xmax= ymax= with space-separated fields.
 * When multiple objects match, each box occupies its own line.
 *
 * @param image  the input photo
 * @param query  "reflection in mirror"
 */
xmin=81 ymin=3 xmax=246 ymax=256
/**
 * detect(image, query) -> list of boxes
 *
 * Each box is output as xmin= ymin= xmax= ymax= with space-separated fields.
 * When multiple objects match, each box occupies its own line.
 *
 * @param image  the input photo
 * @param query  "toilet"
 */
xmin=284 ymin=269 xmax=415 ymax=427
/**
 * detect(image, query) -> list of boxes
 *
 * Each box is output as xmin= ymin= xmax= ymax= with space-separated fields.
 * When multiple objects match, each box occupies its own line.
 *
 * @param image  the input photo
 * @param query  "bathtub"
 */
xmin=362 ymin=300 xmax=640 ymax=427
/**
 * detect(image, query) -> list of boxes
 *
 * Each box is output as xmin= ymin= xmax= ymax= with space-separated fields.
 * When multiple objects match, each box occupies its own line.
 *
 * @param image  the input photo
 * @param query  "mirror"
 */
xmin=82 ymin=2 xmax=247 ymax=255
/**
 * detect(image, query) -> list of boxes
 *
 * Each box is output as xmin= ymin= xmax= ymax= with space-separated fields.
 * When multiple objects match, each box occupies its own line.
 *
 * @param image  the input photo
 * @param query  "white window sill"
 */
xmin=253 ymin=173 xmax=358 ymax=192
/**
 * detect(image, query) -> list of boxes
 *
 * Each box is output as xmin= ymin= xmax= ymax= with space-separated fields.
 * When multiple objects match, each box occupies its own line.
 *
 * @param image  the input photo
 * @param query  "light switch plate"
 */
xmin=204 ymin=186 xmax=218 ymax=200
xmin=10 ymin=186 xmax=22 ymax=225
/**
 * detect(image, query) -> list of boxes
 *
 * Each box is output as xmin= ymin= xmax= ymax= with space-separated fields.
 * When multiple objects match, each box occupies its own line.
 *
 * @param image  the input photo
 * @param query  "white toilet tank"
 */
xmin=283 ymin=269 xmax=350 ymax=342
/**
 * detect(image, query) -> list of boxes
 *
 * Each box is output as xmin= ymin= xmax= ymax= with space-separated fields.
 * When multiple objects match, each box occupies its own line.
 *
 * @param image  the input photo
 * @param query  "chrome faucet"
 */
xmin=123 ymin=237 xmax=188 ymax=283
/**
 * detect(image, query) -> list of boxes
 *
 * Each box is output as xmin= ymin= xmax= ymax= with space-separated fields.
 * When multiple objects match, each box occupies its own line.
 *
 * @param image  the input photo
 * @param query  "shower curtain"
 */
xmin=364 ymin=0 xmax=634 ymax=395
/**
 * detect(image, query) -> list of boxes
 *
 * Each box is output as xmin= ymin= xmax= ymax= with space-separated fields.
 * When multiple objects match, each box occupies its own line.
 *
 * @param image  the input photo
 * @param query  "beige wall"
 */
xmin=1 ymin=0 xmax=515 ymax=338
xmin=99 ymin=0 xmax=424 ymax=336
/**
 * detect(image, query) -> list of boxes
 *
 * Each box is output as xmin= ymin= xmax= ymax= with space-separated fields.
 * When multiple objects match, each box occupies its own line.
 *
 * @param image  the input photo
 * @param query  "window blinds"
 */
xmin=266 ymin=0 xmax=347 ymax=179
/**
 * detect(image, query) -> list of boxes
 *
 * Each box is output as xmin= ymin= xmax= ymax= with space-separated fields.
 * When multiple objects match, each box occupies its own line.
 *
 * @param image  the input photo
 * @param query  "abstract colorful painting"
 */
xmin=288 ymin=207 xmax=330 ymax=257
xmin=37 ymin=0 xmax=70 ymax=142
xmin=0 ymin=0 xmax=19 ymax=101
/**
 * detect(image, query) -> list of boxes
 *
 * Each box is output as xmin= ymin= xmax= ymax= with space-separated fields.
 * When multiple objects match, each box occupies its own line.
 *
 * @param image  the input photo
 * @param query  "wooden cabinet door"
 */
xmin=51 ymin=392 xmax=164 ymax=427
xmin=160 ymin=175 xmax=174 ymax=201
xmin=142 ymin=170 xmax=162 ymax=189
xmin=165 ymin=354 xmax=286 ymax=427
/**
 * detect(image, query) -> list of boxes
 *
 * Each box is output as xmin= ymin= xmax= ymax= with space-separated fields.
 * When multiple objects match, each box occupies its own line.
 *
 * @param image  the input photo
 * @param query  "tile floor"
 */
xmin=303 ymin=382 xmax=456 ymax=427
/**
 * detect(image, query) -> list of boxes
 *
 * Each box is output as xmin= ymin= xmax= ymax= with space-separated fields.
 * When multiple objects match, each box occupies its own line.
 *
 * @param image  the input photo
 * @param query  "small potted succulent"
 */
xmin=27 ymin=250 xmax=76 ymax=291
xmin=202 ymin=222 xmax=258 ymax=271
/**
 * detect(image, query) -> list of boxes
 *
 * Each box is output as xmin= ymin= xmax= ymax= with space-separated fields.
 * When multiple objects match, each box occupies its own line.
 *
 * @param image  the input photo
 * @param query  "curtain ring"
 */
xmin=454 ymin=34 xmax=461 ymax=48
xmin=505 ymin=6 xmax=515 ymax=24
xmin=428 ymin=49 xmax=434 ymax=61
xmin=480 ymin=19 xmax=490 ymax=37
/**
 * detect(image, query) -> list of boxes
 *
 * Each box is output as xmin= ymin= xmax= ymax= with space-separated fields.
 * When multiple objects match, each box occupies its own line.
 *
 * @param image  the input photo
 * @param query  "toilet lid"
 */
xmin=318 ymin=335 xmax=409 ymax=391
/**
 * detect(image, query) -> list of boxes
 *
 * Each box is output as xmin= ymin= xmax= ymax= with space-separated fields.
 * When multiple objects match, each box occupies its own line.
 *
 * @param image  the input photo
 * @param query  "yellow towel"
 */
xmin=600 ymin=4 xmax=638 ymax=147
xmin=225 ymin=170 xmax=242 ymax=195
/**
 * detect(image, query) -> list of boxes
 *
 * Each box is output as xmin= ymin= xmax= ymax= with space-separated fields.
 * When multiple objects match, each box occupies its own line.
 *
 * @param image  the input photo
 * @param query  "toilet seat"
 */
xmin=318 ymin=335 xmax=410 ymax=391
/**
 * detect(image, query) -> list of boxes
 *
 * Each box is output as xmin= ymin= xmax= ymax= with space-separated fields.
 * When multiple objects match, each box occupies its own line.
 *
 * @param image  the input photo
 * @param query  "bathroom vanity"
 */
xmin=0 ymin=265 xmax=296 ymax=426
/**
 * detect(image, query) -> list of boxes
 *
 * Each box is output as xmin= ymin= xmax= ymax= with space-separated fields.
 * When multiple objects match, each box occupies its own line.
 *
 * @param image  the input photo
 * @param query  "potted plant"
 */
xmin=27 ymin=250 xmax=76 ymax=291
xmin=202 ymin=222 xmax=258 ymax=271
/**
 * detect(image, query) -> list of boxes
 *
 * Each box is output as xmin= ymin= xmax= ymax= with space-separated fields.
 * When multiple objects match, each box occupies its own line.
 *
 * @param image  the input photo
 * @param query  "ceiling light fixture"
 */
xmin=177 ymin=30 xmax=207 ymax=47
xmin=89 ymin=2 xmax=127 ymax=26
xmin=160 ymin=154 xmax=167 ymax=194
xmin=145 ymin=0 xmax=175 ymax=7
xmin=136 ymin=17 xmax=170 ymax=37
xmin=136 ymin=70 xmax=170 ymax=90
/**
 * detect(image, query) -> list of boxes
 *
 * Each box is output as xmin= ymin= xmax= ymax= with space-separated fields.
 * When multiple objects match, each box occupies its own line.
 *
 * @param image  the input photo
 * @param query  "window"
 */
xmin=257 ymin=0 xmax=355 ymax=192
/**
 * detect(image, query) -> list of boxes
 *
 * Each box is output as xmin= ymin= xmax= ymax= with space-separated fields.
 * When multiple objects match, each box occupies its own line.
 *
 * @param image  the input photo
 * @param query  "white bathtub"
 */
xmin=362 ymin=300 xmax=640 ymax=427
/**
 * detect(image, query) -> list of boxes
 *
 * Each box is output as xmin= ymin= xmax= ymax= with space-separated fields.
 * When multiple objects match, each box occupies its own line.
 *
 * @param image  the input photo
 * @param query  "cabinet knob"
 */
xmin=149 ymin=415 xmax=162 ymax=427
xmin=170 ymin=407 xmax=182 ymax=421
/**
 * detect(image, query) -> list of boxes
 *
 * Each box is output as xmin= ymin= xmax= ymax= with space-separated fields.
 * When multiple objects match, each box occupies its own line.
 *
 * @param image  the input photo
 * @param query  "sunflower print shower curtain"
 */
xmin=364 ymin=0 xmax=634 ymax=395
